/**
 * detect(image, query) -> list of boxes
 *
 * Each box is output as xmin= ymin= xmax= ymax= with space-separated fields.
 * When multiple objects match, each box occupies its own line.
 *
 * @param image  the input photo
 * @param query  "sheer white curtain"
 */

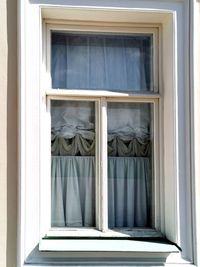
xmin=51 ymin=33 xmax=152 ymax=91
xmin=51 ymin=32 xmax=152 ymax=228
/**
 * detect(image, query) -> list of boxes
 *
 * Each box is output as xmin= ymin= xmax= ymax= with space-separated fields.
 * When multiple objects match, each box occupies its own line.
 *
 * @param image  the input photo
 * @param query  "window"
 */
xmin=50 ymin=100 xmax=154 ymax=230
xmin=39 ymin=25 xmax=162 ymax=245
xmin=20 ymin=3 xmax=195 ymax=265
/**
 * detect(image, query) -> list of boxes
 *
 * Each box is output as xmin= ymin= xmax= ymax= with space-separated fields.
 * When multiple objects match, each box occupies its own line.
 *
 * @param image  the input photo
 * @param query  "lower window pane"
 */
xmin=107 ymin=102 xmax=152 ymax=228
xmin=51 ymin=100 xmax=96 ymax=227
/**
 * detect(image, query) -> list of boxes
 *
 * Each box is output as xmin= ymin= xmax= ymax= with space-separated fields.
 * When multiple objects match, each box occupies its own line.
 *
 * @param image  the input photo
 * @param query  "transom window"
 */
xmin=51 ymin=32 xmax=153 ymax=91
xmin=44 ymin=26 xmax=160 ymax=238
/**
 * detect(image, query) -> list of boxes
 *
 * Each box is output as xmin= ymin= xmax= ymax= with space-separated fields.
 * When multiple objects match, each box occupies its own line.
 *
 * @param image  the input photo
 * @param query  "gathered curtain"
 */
xmin=51 ymin=101 xmax=152 ymax=228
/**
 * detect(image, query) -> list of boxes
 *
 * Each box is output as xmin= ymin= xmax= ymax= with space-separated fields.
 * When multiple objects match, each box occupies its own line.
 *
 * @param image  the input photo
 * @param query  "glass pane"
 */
xmin=107 ymin=102 xmax=153 ymax=228
xmin=51 ymin=100 xmax=96 ymax=227
xmin=51 ymin=32 xmax=153 ymax=92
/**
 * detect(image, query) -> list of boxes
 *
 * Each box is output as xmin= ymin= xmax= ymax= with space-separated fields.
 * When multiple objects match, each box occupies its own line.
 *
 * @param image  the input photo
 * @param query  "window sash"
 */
xmin=44 ymin=93 xmax=160 ymax=238
xmin=45 ymin=24 xmax=159 ymax=93
xmin=51 ymin=32 xmax=153 ymax=92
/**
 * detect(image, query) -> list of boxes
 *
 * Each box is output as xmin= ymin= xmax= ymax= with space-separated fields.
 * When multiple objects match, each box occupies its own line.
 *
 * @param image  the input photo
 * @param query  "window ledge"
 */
xmin=39 ymin=239 xmax=179 ymax=253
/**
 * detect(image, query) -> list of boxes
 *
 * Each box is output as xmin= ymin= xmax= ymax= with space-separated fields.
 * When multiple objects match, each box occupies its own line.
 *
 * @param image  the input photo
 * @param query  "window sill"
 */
xmin=39 ymin=238 xmax=179 ymax=253
xmin=45 ymin=228 xmax=163 ymax=238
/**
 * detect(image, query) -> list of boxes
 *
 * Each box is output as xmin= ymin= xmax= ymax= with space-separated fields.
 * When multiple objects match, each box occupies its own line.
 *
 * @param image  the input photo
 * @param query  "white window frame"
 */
xmin=19 ymin=2 xmax=196 ymax=265
xmin=39 ymin=23 xmax=161 ymax=244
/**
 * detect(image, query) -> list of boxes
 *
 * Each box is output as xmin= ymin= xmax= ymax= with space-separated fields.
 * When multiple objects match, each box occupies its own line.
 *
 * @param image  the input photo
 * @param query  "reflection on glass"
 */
xmin=107 ymin=103 xmax=152 ymax=228
xmin=51 ymin=32 xmax=153 ymax=91
xmin=51 ymin=100 xmax=96 ymax=227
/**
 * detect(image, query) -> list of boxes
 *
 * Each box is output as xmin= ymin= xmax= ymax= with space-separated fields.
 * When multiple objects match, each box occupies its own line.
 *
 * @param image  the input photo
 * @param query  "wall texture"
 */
xmin=0 ymin=0 xmax=8 ymax=264
xmin=0 ymin=0 xmax=17 ymax=266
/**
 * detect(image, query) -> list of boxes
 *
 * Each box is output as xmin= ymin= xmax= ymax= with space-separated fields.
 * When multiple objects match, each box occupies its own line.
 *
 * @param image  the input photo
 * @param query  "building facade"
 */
xmin=0 ymin=0 xmax=200 ymax=266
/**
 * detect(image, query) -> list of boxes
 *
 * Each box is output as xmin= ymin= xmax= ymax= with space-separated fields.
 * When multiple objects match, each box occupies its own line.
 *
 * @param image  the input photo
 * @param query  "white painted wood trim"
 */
xmin=43 ymin=228 xmax=162 ymax=238
xmin=95 ymin=100 xmax=101 ymax=229
xmin=153 ymin=100 xmax=161 ymax=230
xmin=46 ymin=90 xmax=160 ymax=99
xmin=47 ymin=23 xmax=160 ymax=35
xmin=100 ymin=99 xmax=108 ymax=232
xmin=46 ymin=23 xmax=158 ymax=92
xmin=39 ymin=96 xmax=51 ymax=239
xmin=42 ymin=18 xmax=161 ymax=237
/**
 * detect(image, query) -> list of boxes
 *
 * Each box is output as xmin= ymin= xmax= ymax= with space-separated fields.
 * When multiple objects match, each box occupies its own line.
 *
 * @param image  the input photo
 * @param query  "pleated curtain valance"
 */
xmin=51 ymin=135 xmax=150 ymax=157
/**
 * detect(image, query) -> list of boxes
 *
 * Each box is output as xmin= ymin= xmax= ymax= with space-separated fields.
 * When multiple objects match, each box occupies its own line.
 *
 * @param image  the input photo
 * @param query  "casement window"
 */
xmin=20 ymin=2 xmax=195 ymax=265
xmin=39 ymin=25 xmax=163 ymax=248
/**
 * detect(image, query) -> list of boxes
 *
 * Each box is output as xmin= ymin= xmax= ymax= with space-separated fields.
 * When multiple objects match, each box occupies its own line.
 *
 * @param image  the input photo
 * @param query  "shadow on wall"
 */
xmin=6 ymin=0 xmax=18 ymax=266
xmin=29 ymin=0 xmax=134 ymax=6
xmin=30 ymin=0 xmax=108 ymax=4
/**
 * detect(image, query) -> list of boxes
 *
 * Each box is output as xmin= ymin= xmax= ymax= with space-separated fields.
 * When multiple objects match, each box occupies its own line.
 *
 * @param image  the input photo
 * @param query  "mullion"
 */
xmin=99 ymin=98 xmax=108 ymax=232
xmin=95 ymin=100 xmax=101 ymax=230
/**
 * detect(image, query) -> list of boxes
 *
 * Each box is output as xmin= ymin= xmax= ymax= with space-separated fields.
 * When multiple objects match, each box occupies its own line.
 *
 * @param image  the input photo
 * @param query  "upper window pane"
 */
xmin=51 ymin=32 xmax=153 ymax=92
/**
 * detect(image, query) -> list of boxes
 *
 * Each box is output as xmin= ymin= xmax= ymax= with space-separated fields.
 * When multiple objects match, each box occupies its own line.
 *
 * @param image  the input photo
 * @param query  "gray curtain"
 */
xmin=51 ymin=156 xmax=95 ymax=227
xmin=51 ymin=156 xmax=151 ymax=228
xmin=51 ymin=101 xmax=152 ymax=228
